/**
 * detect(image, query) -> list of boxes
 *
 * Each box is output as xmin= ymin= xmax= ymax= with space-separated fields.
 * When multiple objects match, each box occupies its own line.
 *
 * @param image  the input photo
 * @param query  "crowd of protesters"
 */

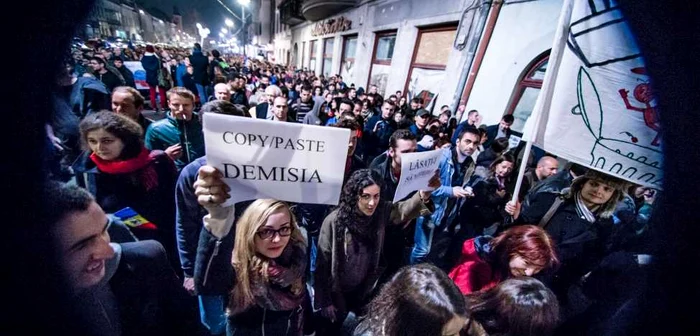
xmin=45 ymin=40 xmax=659 ymax=336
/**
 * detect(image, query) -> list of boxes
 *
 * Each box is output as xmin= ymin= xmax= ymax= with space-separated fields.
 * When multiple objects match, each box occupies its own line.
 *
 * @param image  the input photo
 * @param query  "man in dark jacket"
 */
xmin=145 ymin=87 xmax=204 ymax=171
xmin=452 ymin=109 xmax=480 ymax=144
xmin=111 ymin=86 xmax=151 ymax=131
xmin=112 ymin=58 xmax=136 ymax=88
xmin=46 ymin=182 xmax=200 ymax=336
xmin=484 ymin=114 xmax=514 ymax=148
xmin=227 ymin=73 xmax=249 ymax=107
xmin=141 ymin=45 xmax=167 ymax=111
xmin=189 ymin=43 xmax=210 ymax=104
xmin=364 ymin=101 xmax=398 ymax=162
xmin=370 ymin=129 xmax=418 ymax=278
xmin=522 ymin=162 xmax=589 ymax=211
xmin=409 ymin=109 xmax=432 ymax=142
xmin=89 ymin=57 xmax=123 ymax=93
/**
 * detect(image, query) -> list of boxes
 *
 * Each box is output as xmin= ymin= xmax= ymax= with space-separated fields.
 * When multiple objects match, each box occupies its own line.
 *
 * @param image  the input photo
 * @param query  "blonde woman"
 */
xmin=194 ymin=166 xmax=308 ymax=336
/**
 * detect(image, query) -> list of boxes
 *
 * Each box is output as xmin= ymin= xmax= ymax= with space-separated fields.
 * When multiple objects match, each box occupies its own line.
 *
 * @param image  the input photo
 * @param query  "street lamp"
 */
xmin=219 ymin=32 xmax=225 ymax=37
xmin=139 ymin=9 xmax=145 ymax=14
xmin=221 ymin=28 xmax=228 ymax=34
xmin=238 ymin=0 xmax=250 ymax=57
xmin=196 ymin=23 xmax=203 ymax=29
xmin=225 ymin=19 xmax=234 ymax=27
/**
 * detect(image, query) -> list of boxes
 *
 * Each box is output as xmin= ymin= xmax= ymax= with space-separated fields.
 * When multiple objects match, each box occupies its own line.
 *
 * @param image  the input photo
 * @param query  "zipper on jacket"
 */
xmin=203 ymin=240 xmax=222 ymax=287
xmin=183 ymin=125 xmax=191 ymax=163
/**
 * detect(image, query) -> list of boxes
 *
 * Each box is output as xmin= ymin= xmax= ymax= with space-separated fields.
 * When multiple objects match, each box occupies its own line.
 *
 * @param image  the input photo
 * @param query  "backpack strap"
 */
xmin=539 ymin=195 xmax=565 ymax=228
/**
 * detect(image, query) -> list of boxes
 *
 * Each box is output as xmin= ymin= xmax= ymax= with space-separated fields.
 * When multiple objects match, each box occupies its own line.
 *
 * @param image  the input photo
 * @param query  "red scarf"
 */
xmin=90 ymin=148 xmax=159 ymax=191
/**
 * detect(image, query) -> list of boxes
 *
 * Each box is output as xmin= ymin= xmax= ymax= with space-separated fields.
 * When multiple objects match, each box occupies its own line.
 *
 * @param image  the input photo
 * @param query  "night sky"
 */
xmin=138 ymin=0 xmax=248 ymax=35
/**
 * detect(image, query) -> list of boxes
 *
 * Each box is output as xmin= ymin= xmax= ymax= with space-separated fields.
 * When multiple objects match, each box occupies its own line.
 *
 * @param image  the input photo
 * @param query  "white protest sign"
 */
xmin=393 ymin=149 xmax=444 ymax=203
xmin=123 ymin=61 xmax=149 ymax=90
xmin=203 ymin=114 xmax=350 ymax=206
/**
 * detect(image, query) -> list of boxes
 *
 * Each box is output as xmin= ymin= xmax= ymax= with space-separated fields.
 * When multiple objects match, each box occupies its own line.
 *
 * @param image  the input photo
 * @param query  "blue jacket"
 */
xmin=140 ymin=54 xmax=161 ymax=87
xmin=451 ymin=121 xmax=475 ymax=144
xmin=419 ymin=148 xmax=476 ymax=229
xmin=68 ymin=77 xmax=110 ymax=119
xmin=363 ymin=116 xmax=396 ymax=160
xmin=175 ymin=157 xmax=209 ymax=278
xmin=175 ymin=64 xmax=187 ymax=87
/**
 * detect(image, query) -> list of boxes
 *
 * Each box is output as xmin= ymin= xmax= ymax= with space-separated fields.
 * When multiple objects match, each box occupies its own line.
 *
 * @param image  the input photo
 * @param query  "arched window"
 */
xmin=505 ymin=51 xmax=550 ymax=132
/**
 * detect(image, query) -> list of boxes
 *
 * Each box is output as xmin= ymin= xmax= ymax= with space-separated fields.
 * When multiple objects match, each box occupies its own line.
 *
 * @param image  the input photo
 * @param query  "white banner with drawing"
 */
xmin=524 ymin=0 xmax=662 ymax=189
xmin=393 ymin=149 xmax=444 ymax=203
xmin=203 ymin=114 xmax=351 ymax=206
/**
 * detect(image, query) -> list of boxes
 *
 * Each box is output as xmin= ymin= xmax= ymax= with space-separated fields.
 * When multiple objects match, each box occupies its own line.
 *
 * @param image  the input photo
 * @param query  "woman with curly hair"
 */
xmin=314 ymin=169 xmax=440 ymax=335
xmin=448 ymin=225 xmax=559 ymax=294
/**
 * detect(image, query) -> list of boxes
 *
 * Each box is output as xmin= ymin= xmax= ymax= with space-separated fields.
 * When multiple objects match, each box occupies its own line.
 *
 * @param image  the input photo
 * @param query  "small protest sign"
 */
xmin=393 ymin=149 xmax=444 ymax=203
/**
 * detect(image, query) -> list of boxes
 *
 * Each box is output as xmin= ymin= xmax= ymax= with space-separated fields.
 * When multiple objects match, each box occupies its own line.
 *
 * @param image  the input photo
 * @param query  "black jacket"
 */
xmin=189 ymin=50 xmax=210 ymax=85
xmin=512 ymin=191 xmax=614 ymax=299
xmin=116 ymin=65 xmax=136 ymax=88
xmin=369 ymin=153 xmax=399 ymax=201
xmin=111 ymin=240 xmax=201 ymax=336
xmin=484 ymin=124 xmax=511 ymax=148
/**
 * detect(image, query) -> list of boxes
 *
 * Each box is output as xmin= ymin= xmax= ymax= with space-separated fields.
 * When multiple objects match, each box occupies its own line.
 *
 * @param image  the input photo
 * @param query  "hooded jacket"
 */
xmin=140 ymin=52 xmax=161 ymax=87
xmin=301 ymin=96 xmax=328 ymax=126
xmin=448 ymin=236 xmax=502 ymax=294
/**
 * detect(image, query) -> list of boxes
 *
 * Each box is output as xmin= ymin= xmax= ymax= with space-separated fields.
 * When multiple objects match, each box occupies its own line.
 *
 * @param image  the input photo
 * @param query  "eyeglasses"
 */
xmin=256 ymin=226 xmax=292 ymax=240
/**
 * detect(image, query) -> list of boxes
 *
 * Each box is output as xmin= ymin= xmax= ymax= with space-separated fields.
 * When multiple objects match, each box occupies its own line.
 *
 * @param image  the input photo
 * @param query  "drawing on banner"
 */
xmin=618 ymin=67 xmax=660 ymax=146
xmin=566 ymin=1 xmax=642 ymax=68
xmin=571 ymin=66 xmax=662 ymax=186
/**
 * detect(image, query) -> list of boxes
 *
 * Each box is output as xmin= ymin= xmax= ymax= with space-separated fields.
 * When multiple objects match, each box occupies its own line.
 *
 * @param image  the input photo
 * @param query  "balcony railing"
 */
xmin=301 ymin=0 xmax=355 ymax=22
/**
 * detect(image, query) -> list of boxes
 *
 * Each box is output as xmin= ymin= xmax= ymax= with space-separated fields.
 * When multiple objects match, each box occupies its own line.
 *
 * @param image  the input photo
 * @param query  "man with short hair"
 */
xmin=270 ymin=96 xmax=292 ymax=122
xmin=348 ymin=87 xmax=357 ymax=100
xmin=89 ymin=57 xmax=122 ymax=93
xmin=112 ymin=58 xmax=136 ymax=88
xmin=325 ymin=99 xmax=354 ymax=126
xmin=452 ymin=109 xmax=481 ymax=144
xmin=296 ymin=85 xmax=326 ymax=125
xmin=411 ymin=127 xmax=480 ymax=264
xmin=111 ymin=86 xmax=151 ymax=131
xmin=519 ymin=156 xmax=560 ymax=199
xmin=213 ymin=83 xmax=232 ymax=102
xmin=249 ymin=85 xmax=282 ymax=119
xmin=284 ymin=77 xmax=298 ymax=102
xmin=369 ymin=84 xmax=378 ymax=95
xmin=145 ymin=87 xmax=204 ymax=170
xmin=227 ymin=73 xmax=248 ymax=106
xmin=364 ymin=101 xmax=397 ymax=161
xmin=406 ymin=97 xmax=423 ymax=119
xmin=484 ymin=114 xmax=514 ymax=148
xmin=47 ymin=182 xmax=199 ymax=336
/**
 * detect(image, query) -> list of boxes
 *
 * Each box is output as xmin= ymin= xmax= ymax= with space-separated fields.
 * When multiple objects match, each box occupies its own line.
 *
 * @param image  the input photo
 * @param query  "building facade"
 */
xmin=278 ymin=0 xmax=563 ymax=126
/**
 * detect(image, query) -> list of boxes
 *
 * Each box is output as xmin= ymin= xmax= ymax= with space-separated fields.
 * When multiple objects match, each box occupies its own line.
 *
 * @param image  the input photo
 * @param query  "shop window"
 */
xmin=368 ymin=31 xmax=397 ymax=96
xmin=309 ymin=40 xmax=317 ymax=72
xmin=505 ymin=51 xmax=550 ymax=132
xmin=404 ymin=24 xmax=458 ymax=111
xmin=322 ymin=38 xmax=334 ymax=77
xmin=340 ymin=35 xmax=358 ymax=86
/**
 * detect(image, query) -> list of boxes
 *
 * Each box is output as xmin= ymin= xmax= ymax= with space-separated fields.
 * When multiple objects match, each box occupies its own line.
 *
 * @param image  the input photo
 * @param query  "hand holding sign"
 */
xmin=392 ymin=149 xmax=445 ymax=203
xmin=194 ymin=165 xmax=231 ymax=207
xmin=419 ymin=170 xmax=441 ymax=201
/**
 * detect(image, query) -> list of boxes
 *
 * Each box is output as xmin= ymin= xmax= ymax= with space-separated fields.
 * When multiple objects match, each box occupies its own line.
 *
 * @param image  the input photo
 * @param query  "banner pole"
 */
xmin=510 ymin=0 xmax=575 ymax=204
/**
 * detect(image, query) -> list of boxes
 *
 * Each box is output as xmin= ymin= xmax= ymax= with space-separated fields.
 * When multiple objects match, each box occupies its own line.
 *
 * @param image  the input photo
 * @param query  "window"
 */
xmin=374 ymin=35 xmax=396 ymax=62
xmin=340 ymin=35 xmax=358 ymax=86
xmin=322 ymin=38 xmax=334 ymax=77
xmin=309 ymin=40 xmax=317 ymax=72
xmin=404 ymin=25 xmax=458 ymax=111
xmin=368 ymin=31 xmax=397 ymax=96
xmin=505 ymin=51 xmax=550 ymax=132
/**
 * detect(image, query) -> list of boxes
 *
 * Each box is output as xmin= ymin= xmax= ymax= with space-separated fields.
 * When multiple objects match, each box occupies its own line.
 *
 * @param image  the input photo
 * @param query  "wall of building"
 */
xmin=465 ymin=0 xmax=562 ymax=126
xmin=290 ymin=0 xmax=470 ymax=112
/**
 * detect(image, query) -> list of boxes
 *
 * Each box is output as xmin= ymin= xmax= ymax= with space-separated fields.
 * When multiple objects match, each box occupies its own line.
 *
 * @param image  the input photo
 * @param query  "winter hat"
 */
xmin=571 ymin=169 xmax=630 ymax=192
xmin=145 ymin=45 xmax=155 ymax=53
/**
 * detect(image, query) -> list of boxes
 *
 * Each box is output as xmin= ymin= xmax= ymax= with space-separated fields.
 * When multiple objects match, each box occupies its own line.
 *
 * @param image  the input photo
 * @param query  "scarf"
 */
xmin=342 ymin=208 xmax=377 ymax=245
xmin=90 ymin=148 xmax=159 ymax=191
xmin=248 ymin=243 xmax=306 ymax=312
xmin=575 ymin=192 xmax=597 ymax=223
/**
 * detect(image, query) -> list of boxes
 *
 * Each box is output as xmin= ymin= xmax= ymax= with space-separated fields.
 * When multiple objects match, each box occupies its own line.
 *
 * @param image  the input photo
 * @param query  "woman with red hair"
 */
xmin=448 ymin=225 xmax=558 ymax=294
